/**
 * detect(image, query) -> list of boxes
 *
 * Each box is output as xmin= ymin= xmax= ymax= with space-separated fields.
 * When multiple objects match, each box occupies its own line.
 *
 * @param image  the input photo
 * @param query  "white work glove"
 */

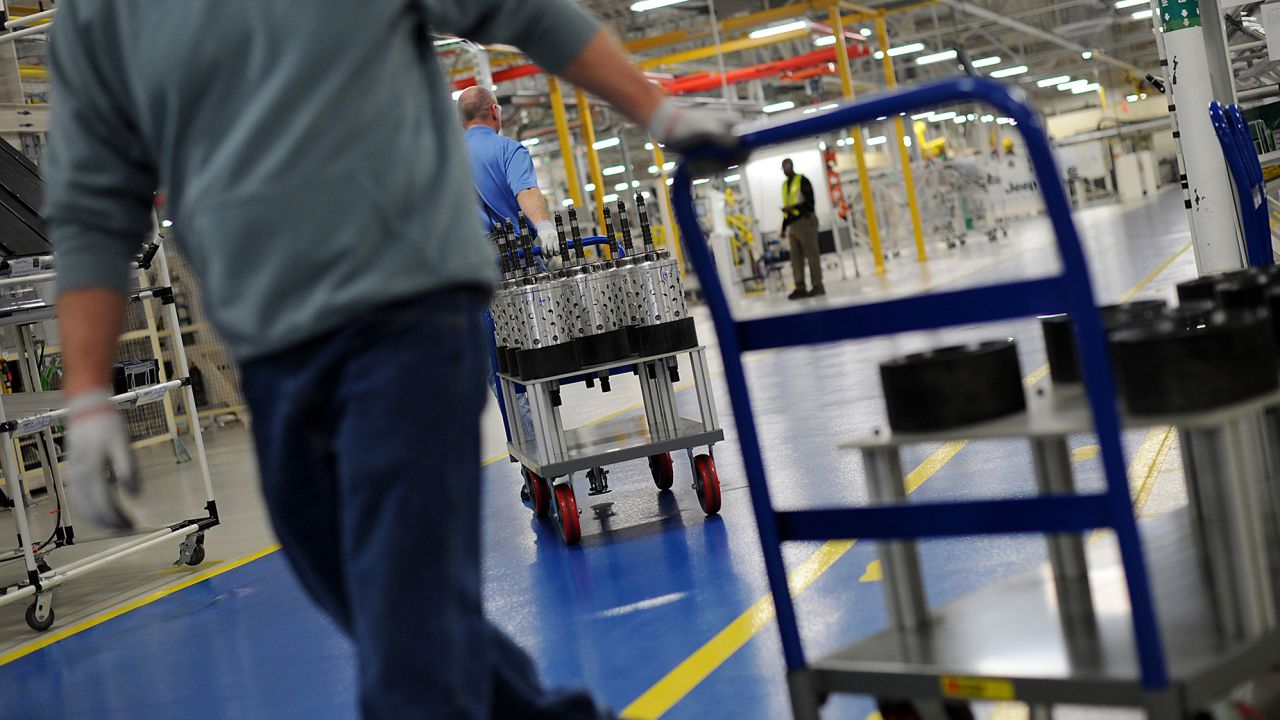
xmin=535 ymin=220 xmax=560 ymax=259
xmin=66 ymin=389 xmax=139 ymax=531
xmin=647 ymin=98 xmax=740 ymax=156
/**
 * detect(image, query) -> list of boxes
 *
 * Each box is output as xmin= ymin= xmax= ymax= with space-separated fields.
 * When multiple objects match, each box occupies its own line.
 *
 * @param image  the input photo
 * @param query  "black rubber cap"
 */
xmin=1038 ymin=300 xmax=1166 ymax=385
xmin=880 ymin=339 xmax=1025 ymax=432
xmin=1111 ymin=308 xmax=1278 ymax=415
xmin=1176 ymin=276 xmax=1220 ymax=304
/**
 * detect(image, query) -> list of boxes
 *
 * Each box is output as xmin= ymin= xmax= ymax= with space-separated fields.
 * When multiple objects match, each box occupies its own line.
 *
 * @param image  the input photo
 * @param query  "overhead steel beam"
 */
xmin=932 ymin=0 xmax=1150 ymax=77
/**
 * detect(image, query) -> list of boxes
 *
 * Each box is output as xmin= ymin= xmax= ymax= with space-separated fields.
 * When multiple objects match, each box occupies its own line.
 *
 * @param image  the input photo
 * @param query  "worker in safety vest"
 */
xmin=781 ymin=158 xmax=823 ymax=299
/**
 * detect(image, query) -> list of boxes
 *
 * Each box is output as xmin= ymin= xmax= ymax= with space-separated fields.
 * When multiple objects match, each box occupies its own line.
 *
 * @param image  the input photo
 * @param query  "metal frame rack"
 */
xmin=493 ymin=238 xmax=725 ymax=547
xmin=671 ymin=77 xmax=1205 ymax=717
xmin=0 ymin=241 xmax=218 ymax=632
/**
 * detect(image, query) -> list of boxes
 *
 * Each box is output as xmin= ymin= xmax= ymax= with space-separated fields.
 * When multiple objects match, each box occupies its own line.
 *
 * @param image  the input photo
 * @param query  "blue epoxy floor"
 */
xmin=0 ymin=191 xmax=1198 ymax=719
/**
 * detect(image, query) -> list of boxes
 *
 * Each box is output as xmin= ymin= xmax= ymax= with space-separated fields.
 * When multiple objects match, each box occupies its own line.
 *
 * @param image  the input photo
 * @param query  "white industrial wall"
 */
xmin=742 ymin=141 xmax=834 ymax=236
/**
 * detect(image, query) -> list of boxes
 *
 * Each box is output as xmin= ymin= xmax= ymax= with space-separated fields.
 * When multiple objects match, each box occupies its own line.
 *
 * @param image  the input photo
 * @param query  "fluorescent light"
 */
xmin=763 ymin=100 xmax=796 ymax=113
xmin=859 ymin=27 xmax=872 ymax=36
xmin=749 ymin=20 xmax=808 ymax=39
xmin=1126 ymin=94 xmax=1139 ymax=102
xmin=929 ymin=111 xmax=957 ymax=122
xmin=561 ymin=199 xmax=574 ymax=207
xmin=866 ymin=135 xmax=887 ymax=145
xmin=1115 ymin=0 xmax=1147 ymax=6
xmin=521 ymin=138 xmax=540 ymax=147
xmin=980 ymin=114 xmax=994 ymax=122
xmin=903 ymin=136 xmax=912 ymax=147
xmin=874 ymin=51 xmax=883 ymax=59
xmin=665 ymin=178 xmax=674 ymax=186
xmin=632 ymin=180 xmax=640 ymax=188
xmin=1037 ymin=75 xmax=1071 ymax=87
xmin=724 ymin=174 xmax=741 ymax=182
xmin=1081 ymin=51 xmax=1093 ymax=59
xmin=644 ymin=142 xmax=654 ymax=150
xmin=161 ymin=220 xmax=174 ymax=228
xmin=640 ymin=192 xmax=651 ymax=199
xmin=1059 ymin=79 xmax=1087 ymax=91
xmin=953 ymin=116 xmax=967 ymax=124
xmin=631 ymin=0 xmax=690 ymax=11
xmin=814 ymin=35 xmax=837 ymax=47
xmin=585 ymin=183 xmax=596 ymax=192
xmin=1131 ymin=9 xmax=1152 ymax=18
xmin=602 ymin=165 xmax=626 ymax=176
xmin=593 ymin=137 xmax=620 ymax=150
xmin=692 ymin=178 xmax=710 ymax=185
xmin=916 ymin=49 xmax=957 ymax=65
xmin=1139 ymin=92 xmax=1148 ymax=99
xmin=664 ymin=161 xmax=675 ymax=171
xmin=971 ymin=56 xmax=1001 ymax=68
xmin=603 ymin=194 xmax=619 ymax=202
xmin=836 ymin=138 xmax=847 ymax=147
xmin=818 ymin=141 xmax=827 ymax=150
xmin=996 ymin=117 xmax=1013 ymax=125
xmin=615 ymin=182 xmax=630 ymax=191
xmin=821 ymin=103 xmax=839 ymax=110
xmin=910 ymin=111 xmax=932 ymax=120
xmin=887 ymin=42 xmax=925 ymax=57
xmin=1071 ymin=82 xmax=1100 ymax=94
xmin=989 ymin=65 xmax=1028 ymax=78
xmin=802 ymin=107 xmax=819 ymax=114
xmin=451 ymin=90 xmax=465 ymax=101
xmin=648 ymin=165 xmax=659 ymax=174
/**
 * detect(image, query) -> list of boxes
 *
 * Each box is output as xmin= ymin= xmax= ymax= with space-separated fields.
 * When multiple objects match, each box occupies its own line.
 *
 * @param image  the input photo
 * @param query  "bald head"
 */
xmin=458 ymin=86 xmax=500 ymax=130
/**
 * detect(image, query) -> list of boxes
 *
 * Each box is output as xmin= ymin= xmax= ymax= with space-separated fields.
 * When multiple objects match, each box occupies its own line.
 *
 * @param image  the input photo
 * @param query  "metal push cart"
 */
xmin=492 ymin=237 xmax=725 ymax=546
xmin=670 ymin=77 xmax=1280 ymax=718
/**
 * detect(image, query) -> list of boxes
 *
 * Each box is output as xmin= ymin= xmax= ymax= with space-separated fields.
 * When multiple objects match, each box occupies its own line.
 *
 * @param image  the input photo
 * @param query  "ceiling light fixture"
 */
xmin=520 ymin=138 xmax=540 ymax=147
xmin=866 ymin=136 xmax=888 ymax=145
xmin=602 ymin=165 xmax=626 ymax=176
xmin=916 ymin=49 xmax=958 ymax=65
xmin=814 ymin=35 xmax=837 ymax=46
xmin=749 ymin=20 xmax=808 ymax=39
xmin=990 ymin=65 xmax=1029 ymax=78
xmin=887 ymin=42 xmax=926 ymax=57
xmin=592 ymin=137 xmax=620 ymax=150
xmin=1132 ymin=9 xmax=1153 ymax=18
xmin=1081 ymin=51 xmax=1093 ymax=59
xmin=630 ymin=0 xmax=691 ymax=11
xmin=1037 ymin=75 xmax=1071 ymax=87
xmin=763 ymin=100 xmax=797 ymax=113
xmin=971 ymin=56 xmax=1001 ymax=68
xmin=724 ymin=174 xmax=741 ymax=182
xmin=1115 ymin=0 xmax=1147 ymax=6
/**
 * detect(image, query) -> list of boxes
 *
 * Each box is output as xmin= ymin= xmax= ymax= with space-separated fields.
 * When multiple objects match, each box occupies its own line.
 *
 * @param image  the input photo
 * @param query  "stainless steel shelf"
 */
xmin=840 ymin=383 xmax=1280 ymax=449
xmin=508 ymin=413 xmax=723 ymax=478
xmin=807 ymin=508 xmax=1280 ymax=712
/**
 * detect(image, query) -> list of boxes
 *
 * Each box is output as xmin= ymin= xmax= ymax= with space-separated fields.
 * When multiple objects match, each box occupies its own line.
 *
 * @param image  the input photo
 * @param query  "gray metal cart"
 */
xmin=498 ymin=344 xmax=723 ymax=545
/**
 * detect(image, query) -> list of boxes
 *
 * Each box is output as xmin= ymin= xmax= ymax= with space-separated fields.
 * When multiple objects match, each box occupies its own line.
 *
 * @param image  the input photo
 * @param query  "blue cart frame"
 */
xmin=669 ymin=77 xmax=1170 ymax=715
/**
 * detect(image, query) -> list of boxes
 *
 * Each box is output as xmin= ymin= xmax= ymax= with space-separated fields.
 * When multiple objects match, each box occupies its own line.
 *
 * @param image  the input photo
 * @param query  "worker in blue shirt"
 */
xmin=460 ymin=86 xmax=560 ymax=257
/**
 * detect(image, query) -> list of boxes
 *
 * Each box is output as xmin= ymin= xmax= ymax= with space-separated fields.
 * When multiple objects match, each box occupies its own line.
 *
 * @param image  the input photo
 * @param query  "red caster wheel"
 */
xmin=554 ymin=483 xmax=581 ymax=545
xmin=523 ymin=468 xmax=550 ymax=518
xmin=649 ymin=452 xmax=675 ymax=491
xmin=692 ymin=454 xmax=721 ymax=515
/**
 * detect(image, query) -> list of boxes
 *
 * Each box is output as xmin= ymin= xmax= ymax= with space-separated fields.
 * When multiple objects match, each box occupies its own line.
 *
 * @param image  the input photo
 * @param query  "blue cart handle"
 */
xmin=502 ymin=235 xmax=623 ymax=262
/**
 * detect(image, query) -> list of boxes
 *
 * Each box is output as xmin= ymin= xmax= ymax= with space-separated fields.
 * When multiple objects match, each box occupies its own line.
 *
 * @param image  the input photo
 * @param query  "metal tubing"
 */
xmin=548 ymin=78 xmax=585 ymax=213
xmin=863 ymin=446 xmax=929 ymax=632
xmin=574 ymin=87 xmax=608 ymax=248
xmin=41 ymin=526 xmax=201 ymax=588
xmin=692 ymin=348 xmax=719 ymax=432
xmin=874 ymin=14 xmax=926 ymax=263
xmin=16 ymin=325 xmax=71 ymax=532
xmin=1030 ymin=437 xmax=1096 ymax=638
xmin=137 ymin=263 xmax=181 ymax=443
xmin=0 ymin=24 xmax=48 ymax=44
xmin=828 ymin=8 xmax=884 ymax=274
xmin=4 ymin=8 xmax=55 ymax=29
xmin=0 ymin=417 xmax=39 ymax=581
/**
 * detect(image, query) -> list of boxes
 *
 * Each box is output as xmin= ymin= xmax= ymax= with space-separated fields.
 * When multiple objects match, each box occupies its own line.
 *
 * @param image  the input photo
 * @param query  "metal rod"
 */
xmin=1030 ymin=437 xmax=1096 ymax=640
xmin=547 ymin=77 xmax=586 ymax=213
xmin=828 ymin=8 xmax=884 ymax=275
xmin=4 ymin=8 xmax=55 ymax=29
xmin=574 ymin=87 xmax=609 ymax=251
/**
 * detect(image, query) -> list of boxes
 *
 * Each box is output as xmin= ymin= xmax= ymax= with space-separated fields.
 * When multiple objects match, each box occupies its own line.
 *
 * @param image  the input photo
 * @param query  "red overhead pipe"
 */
xmin=452 ymin=43 xmax=870 ymax=94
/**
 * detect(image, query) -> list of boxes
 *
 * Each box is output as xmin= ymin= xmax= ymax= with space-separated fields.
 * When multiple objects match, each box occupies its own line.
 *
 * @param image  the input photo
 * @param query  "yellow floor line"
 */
xmin=622 ymin=240 xmax=1194 ymax=719
xmin=0 ymin=544 xmax=281 ymax=667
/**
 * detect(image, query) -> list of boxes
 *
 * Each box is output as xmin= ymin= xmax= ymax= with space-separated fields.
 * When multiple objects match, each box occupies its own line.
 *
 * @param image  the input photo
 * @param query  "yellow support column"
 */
xmin=651 ymin=144 xmax=686 ymax=277
xmin=875 ymin=13 xmax=926 ymax=262
xmin=548 ymin=78 xmax=584 ymax=212
xmin=829 ymin=8 xmax=884 ymax=274
xmin=574 ymin=87 xmax=608 ymax=254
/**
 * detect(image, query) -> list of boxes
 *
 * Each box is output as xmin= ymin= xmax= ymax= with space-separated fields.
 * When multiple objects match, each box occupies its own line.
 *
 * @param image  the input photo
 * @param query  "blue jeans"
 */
xmin=242 ymin=289 xmax=607 ymax=720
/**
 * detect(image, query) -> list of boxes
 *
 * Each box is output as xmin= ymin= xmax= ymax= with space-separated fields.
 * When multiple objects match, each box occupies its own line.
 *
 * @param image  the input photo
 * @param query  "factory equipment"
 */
xmin=671 ymin=78 xmax=1280 ymax=719
xmin=488 ymin=195 xmax=723 ymax=546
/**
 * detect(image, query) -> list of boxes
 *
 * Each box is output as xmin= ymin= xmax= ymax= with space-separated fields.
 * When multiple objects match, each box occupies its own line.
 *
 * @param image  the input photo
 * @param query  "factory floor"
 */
xmin=0 ymin=189 xmax=1204 ymax=719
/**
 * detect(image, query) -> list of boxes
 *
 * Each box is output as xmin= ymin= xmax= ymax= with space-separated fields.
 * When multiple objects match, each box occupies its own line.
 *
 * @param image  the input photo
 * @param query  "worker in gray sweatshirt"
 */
xmin=46 ymin=1 xmax=736 ymax=717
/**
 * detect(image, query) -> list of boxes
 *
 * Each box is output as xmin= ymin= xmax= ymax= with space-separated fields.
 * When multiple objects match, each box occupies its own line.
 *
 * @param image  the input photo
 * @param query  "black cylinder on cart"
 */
xmin=880 ymin=339 xmax=1026 ymax=433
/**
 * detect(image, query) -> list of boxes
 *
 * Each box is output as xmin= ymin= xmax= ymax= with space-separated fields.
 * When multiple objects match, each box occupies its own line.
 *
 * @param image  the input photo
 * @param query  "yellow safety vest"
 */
xmin=783 ymin=174 xmax=805 ymax=218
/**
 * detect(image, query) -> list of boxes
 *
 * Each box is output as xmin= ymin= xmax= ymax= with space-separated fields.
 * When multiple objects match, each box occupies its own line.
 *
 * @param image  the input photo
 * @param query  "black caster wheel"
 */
xmin=185 ymin=542 xmax=206 ymax=567
xmin=25 ymin=602 xmax=53 ymax=632
xmin=35 ymin=560 xmax=51 ymax=574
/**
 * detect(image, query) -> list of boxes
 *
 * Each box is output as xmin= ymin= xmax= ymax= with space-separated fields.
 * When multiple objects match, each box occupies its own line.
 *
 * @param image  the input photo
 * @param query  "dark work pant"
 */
xmin=787 ymin=214 xmax=822 ymax=292
xmin=241 ymin=289 xmax=607 ymax=720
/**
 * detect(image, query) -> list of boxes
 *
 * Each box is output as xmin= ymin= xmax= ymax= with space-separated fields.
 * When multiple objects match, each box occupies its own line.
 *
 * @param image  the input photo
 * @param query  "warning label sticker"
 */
xmin=939 ymin=676 xmax=1015 ymax=701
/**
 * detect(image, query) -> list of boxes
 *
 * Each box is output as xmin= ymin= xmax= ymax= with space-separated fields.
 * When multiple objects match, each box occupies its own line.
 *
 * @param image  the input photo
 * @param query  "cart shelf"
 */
xmin=507 ymin=413 xmax=724 ymax=479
